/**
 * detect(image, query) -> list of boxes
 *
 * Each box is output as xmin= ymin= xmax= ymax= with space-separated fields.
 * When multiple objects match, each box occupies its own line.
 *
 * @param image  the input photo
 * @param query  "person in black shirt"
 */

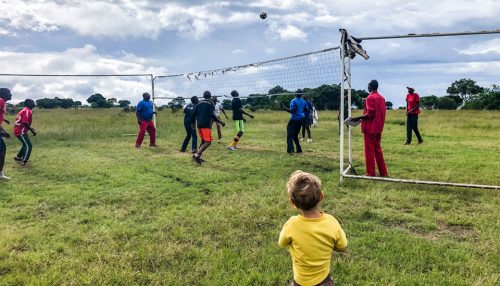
xmin=191 ymin=91 xmax=225 ymax=164
xmin=181 ymin=96 xmax=199 ymax=153
xmin=227 ymin=90 xmax=254 ymax=150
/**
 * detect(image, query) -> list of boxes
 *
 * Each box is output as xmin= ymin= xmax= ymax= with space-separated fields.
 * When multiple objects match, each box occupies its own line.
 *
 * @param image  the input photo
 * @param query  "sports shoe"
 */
xmin=192 ymin=154 xmax=202 ymax=164
xmin=0 ymin=174 xmax=10 ymax=180
xmin=227 ymin=146 xmax=237 ymax=151
xmin=307 ymin=139 xmax=313 ymax=143
xmin=20 ymin=161 xmax=29 ymax=167
xmin=300 ymin=138 xmax=304 ymax=142
xmin=217 ymin=140 xmax=221 ymax=144
xmin=14 ymin=157 xmax=22 ymax=162
xmin=191 ymin=149 xmax=197 ymax=154
xmin=418 ymin=140 xmax=424 ymax=144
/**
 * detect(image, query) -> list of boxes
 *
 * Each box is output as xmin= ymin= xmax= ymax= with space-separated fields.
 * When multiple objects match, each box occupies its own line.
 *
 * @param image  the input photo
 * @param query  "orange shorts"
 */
xmin=198 ymin=128 xmax=213 ymax=142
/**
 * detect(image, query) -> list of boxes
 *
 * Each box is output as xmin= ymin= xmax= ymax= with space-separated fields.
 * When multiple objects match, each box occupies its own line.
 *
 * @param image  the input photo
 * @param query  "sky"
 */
xmin=0 ymin=0 xmax=499 ymax=107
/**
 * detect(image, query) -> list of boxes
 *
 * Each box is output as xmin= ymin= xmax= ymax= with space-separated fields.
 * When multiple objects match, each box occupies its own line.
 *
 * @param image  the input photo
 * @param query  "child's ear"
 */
xmin=320 ymin=191 xmax=325 ymax=201
xmin=288 ymin=198 xmax=297 ymax=209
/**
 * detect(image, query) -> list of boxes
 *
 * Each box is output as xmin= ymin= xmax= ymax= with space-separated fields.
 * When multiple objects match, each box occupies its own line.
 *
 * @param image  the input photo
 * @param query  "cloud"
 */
xmin=265 ymin=48 xmax=276 ymax=54
xmin=269 ymin=23 xmax=307 ymax=41
xmin=456 ymin=39 xmax=500 ymax=55
xmin=0 ymin=45 xmax=168 ymax=103
xmin=232 ymin=49 xmax=246 ymax=55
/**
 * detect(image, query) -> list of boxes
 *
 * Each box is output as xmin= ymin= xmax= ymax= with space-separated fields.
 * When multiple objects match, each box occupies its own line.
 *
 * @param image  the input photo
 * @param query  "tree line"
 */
xmin=4 ymin=78 xmax=497 ymax=112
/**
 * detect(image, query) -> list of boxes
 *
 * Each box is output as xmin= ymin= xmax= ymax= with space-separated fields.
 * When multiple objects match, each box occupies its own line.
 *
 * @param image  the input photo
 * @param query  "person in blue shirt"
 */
xmin=301 ymin=95 xmax=313 ymax=143
xmin=135 ymin=92 xmax=157 ymax=148
xmin=282 ymin=89 xmax=308 ymax=155
xmin=181 ymin=96 xmax=199 ymax=153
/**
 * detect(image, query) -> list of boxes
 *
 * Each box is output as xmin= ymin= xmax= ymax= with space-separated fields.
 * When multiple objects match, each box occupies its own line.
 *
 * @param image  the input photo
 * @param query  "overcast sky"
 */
xmin=0 ymin=0 xmax=499 ymax=107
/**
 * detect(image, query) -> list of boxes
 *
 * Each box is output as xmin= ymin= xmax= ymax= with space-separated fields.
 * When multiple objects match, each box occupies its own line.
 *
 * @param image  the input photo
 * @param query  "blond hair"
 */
xmin=286 ymin=170 xmax=322 ymax=211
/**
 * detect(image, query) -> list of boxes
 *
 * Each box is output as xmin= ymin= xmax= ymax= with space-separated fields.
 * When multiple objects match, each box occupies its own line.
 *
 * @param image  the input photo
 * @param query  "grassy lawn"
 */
xmin=0 ymin=109 xmax=499 ymax=285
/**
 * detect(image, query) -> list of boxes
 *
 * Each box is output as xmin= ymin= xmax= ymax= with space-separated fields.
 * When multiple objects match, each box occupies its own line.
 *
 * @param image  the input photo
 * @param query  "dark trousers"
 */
xmin=406 ymin=114 xmax=423 ymax=143
xmin=181 ymin=122 xmax=198 ymax=152
xmin=287 ymin=119 xmax=303 ymax=153
xmin=0 ymin=137 xmax=5 ymax=171
xmin=364 ymin=133 xmax=387 ymax=177
xmin=17 ymin=134 xmax=32 ymax=163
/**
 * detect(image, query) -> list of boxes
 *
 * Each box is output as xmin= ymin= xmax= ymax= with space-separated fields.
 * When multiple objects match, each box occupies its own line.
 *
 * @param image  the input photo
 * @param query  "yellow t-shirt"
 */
xmin=278 ymin=213 xmax=347 ymax=286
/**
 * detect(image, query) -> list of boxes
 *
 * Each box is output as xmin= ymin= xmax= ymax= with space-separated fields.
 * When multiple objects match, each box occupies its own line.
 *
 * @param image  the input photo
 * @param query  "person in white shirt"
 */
xmin=212 ymin=97 xmax=229 ymax=144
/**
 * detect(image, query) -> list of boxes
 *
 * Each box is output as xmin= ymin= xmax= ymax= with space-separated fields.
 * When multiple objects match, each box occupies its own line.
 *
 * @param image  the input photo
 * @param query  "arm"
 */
xmin=212 ymin=111 xmax=226 ymax=127
xmin=407 ymin=103 xmax=420 ymax=114
xmin=190 ymin=105 xmax=198 ymax=129
xmin=3 ymin=119 xmax=10 ymax=125
xmin=333 ymin=225 xmax=348 ymax=252
xmin=22 ymin=122 xmax=37 ymax=136
xmin=221 ymin=108 xmax=229 ymax=120
xmin=0 ymin=126 xmax=10 ymax=138
xmin=136 ymin=102 xmax=143 ymax=124
xmin=241 ymin=109 xmax=254 ymax=119
xmin=278 ymin=223 xmax=291 ymax=248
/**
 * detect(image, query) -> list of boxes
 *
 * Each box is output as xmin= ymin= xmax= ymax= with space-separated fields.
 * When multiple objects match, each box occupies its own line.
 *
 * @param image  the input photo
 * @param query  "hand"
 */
xmin=191 ymin=124 xmax=196 ymax=130
xmin=153 ymin=112 xmax=157 ymax=115
xmin=3 ymin=119 xmax=10 ymax=125
xmin=0 ymin=130 xmax=9 ymax=138
xmin=249 ymin=115 xmax=254 ymax=119
xmin=225 ymin=116 xmax=229 ymax=120
xmin=138 ymin=120 xmax=141 ymax=125
xmin=221 ymin=122 xmax=226 ymax=127
xmin=243 ymin=118 xmax=247 ymax=122
xmin=31 ymin=128 xmax=37 ymax=136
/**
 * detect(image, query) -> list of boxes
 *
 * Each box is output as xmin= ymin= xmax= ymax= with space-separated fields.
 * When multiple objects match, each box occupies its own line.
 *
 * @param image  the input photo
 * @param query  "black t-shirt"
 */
xmin=191 ymin=100 xmax=216 ymax=128
xmin=183 ymin=103 xmax=196 ymax=124
xmin=232 ymin=98 xmax=243 ymax=120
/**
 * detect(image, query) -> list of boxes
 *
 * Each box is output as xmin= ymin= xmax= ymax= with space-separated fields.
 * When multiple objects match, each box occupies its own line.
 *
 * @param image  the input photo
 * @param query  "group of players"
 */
xmin=0 ymin=88 xmax=37 ymax=180
xmin=134 ymin=89 xmax=318 ymax=164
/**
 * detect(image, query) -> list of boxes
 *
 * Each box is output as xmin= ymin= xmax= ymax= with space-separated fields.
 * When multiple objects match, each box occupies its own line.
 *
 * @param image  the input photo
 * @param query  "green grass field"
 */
xmin=0 ymin=109 xmax=499 ymax=285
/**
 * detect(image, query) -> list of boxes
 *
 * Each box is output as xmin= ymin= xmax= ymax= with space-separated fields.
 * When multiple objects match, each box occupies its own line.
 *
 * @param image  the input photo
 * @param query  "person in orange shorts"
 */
xmin=191 ymin=91 xmax=225 ymax=164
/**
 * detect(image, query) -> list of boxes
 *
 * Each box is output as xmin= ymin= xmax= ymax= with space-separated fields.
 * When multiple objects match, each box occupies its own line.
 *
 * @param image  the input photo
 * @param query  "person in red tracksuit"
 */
xmin=135 ymin=92 xmax=157 ymax=148
xmin=353 ymin=80 xmax=388 ymax=177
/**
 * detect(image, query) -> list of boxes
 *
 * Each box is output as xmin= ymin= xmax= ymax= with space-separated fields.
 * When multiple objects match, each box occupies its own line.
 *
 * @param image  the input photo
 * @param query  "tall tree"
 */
xmin=446 ymin=78 xmax=484 ymax=102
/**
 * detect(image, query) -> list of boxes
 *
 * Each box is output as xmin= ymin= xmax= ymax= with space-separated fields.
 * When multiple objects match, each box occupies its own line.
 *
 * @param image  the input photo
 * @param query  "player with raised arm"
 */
xmin=0 ymin=88 xmax=12 ymax=179
xmin=227 ymin=90 xmax=254 ymax=151
xmin=13 ymin=99 xmax=37 ymax=167
xmin=282 ymin=89 xmax=308 ymax=155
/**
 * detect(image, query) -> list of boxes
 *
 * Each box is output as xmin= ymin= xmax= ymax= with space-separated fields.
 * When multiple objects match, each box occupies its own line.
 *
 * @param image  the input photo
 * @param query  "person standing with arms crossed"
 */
xmin=135 ymin=92 xmax=157 ymax=148
xmin=405 ymin=87 xmax=423 ymax=145
xmin=352 ymin=80 xmax=388 ymax=177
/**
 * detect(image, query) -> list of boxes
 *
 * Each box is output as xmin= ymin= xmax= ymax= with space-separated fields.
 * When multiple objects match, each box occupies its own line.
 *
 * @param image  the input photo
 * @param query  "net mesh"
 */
xmin=153 ymin=47 xmax=341 ymax=102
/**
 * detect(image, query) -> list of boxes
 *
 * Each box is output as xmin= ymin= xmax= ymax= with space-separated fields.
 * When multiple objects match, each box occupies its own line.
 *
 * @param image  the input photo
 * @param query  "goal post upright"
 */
xmin=338 ymin=28 xmax=500 ymax=190
xmin=339 ymin=30 xmax=346 ymax=184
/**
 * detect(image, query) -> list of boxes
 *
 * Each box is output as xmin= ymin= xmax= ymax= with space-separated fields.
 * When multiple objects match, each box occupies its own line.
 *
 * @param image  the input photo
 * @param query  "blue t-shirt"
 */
xmin=136 ymin=100 xmax=154 ymax=121
xmin=290 ymin=98 xmax=306 ymax=121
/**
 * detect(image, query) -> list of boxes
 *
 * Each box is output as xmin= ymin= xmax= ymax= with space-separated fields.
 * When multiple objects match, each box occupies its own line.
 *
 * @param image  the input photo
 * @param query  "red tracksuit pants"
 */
xmin=363 ymin=133 xmax=388 ymax=177
xmin=136 ymin=120 xmax=156 ymax=147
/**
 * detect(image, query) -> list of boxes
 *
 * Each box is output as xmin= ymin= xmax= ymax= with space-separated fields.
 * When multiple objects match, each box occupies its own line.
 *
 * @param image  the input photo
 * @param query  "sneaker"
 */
xmin=149 ymin=144 xmax=158 ymax=147
xmin=191 ymin=149 xmax=197 ymax=154
xmin=287 ymin=152 xmax=294 ymax=156
xmin=20 ymin=161 xmax=29 ymax=167
xmin=227 ymin=146 xmax=237 ymax=151
xmin=307 ymin=139 xmax=313 ymax=143
xmin=135 ymin=145 xmax=141 ymax=149
xmin=234 ymin=145 xmax=241 ymax=149
xmin=192 ymin=154 xmax=202 ymax=164
xmin=404 ymin=142 xmax=411 ymax=145
xmin=14 ymin=157 xmax=22 ymax=162
xmin=300 ymin=138 xmax=304 ymax=142
xmin=0 ymin=174 xmax=10 ymax=180
xmin=418 ymin=140 xmax=423 ymax=144
xmin=217 ymin=140 xmax=221 ymax=144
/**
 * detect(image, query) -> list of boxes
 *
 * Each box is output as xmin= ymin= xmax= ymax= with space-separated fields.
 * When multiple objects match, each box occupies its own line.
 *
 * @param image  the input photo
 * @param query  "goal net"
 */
xmin=340 ymin=29 xmax=500 ymax=190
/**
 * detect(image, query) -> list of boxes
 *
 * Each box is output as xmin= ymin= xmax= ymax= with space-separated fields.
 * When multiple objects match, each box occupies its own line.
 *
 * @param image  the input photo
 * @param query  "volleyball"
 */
xmin=260 ymin=12 xmax=267 ymax=20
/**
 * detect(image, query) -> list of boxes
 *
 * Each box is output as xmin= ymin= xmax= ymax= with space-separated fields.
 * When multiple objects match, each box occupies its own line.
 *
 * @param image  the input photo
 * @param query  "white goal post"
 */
xmin=339 ymin=28 xmax=500 ymax=190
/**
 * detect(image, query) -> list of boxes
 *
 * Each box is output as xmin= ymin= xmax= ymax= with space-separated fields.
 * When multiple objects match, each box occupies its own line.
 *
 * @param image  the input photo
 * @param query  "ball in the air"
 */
xmin=260 ymin=12 xmax=267 ymax=20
